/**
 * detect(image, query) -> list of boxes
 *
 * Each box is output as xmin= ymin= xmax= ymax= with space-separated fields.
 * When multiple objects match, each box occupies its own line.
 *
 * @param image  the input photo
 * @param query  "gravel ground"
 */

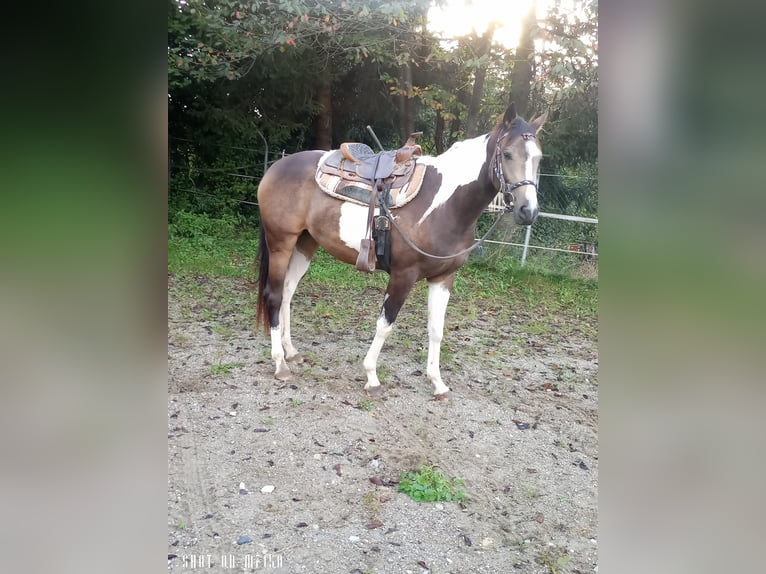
xmin=168 ymin=273 xmax=598 ymax=573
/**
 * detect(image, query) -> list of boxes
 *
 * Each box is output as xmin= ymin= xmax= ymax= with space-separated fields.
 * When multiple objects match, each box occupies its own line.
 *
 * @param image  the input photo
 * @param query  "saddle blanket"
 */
xmin=314 ymin=149 xmax=426 ymax=209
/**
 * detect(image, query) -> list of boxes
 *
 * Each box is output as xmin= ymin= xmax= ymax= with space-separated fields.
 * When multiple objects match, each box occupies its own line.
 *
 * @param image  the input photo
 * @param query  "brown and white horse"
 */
xmin=255 ymin=103 xmax=547 ymax=397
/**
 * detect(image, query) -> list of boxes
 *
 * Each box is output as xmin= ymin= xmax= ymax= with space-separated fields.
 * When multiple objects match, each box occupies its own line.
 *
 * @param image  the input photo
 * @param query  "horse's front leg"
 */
xmin=363 ymin=274 xmax=415 ymax=395
xmin=426 ymin=275 xmax=454 ymax=396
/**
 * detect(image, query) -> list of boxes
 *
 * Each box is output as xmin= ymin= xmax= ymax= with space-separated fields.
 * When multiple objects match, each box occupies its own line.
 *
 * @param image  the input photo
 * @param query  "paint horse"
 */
xmin=255 ymin=103 xmax=547 ymax=397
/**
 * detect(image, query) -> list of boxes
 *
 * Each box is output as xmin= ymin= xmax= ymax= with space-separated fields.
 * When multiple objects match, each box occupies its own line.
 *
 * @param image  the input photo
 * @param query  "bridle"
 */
xmin=491 ymin=131 xmax=539 ymax=212
xmin=376 ymin=126 xmax=541 ymax=261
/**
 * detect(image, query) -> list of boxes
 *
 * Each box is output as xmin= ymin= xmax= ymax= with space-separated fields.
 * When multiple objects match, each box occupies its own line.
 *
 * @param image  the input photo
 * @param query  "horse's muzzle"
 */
xmin=514 ymin=204 xmax=539 ymax=226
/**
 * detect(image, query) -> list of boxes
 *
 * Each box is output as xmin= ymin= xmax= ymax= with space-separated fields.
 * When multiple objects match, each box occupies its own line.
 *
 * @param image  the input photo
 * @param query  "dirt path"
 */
xmin=168 ymin=274 xmax=598 ymax=573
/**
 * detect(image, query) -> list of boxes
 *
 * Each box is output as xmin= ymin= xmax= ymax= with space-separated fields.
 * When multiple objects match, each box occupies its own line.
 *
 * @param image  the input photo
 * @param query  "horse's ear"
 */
xmin=503 ymin=102 xmax=518 ymax=125
xmin=530 ymin=109 xmax=549 ymax=132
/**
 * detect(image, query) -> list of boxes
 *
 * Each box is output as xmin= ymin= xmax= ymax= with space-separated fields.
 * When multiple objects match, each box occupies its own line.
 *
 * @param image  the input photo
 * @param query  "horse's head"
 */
xmin=490 ymin=103 xmax=548 ymax=226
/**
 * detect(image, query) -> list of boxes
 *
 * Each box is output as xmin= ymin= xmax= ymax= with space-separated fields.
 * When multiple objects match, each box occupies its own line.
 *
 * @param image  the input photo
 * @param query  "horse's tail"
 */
xmin=255 ymin=224 xmax=271 ymax=335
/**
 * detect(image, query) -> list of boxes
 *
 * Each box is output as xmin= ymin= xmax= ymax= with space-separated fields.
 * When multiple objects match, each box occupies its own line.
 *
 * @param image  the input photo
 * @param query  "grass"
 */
xmin=524 ymin=484 xmax=541 ymax=499
xmin=211 ymin=324 xmax=233 ymax=338
xmin=397 ymin=464 xmax=466 ymax=503
xmin=537 ymin=552 xmax=571 ymax=574
xmin=361 ymin=491 xmax=383 ymax=513
xmin=168 ymin=211 xmax=259 ymax=277
xmin=168 ymin=211 xmax=597 ymax=335
xmin=210 ymin=362 xmax=243 ymax=375
xmin=358 ymin=398 xmax=376 ymax=411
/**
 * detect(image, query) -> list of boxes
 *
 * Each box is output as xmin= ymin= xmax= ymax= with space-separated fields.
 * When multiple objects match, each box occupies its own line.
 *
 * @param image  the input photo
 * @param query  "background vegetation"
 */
xmin=168 ymin=0 xmax=598 ymax=276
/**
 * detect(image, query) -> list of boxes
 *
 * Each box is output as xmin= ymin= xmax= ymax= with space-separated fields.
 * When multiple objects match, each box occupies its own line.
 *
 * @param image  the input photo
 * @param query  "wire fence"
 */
xmin=169 ymin=141 xmax=597 ymax=279
xmin=483 ymin=167 xmax=598 ymax=278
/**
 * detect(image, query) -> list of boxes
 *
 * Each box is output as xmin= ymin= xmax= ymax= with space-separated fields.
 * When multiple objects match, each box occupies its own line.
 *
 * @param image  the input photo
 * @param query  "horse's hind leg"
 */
xmin=280 ymin=233 xmax=318 ymax=363
xmin=264 ymin=234 xmax=317 ymax=381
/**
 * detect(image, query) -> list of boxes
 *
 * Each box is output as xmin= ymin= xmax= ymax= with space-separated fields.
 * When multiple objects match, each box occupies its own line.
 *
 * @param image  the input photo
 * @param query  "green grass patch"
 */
xmin=210 ymin=362 xmax=243 ymax=375
xmin=168 ymin=211 xmax=259 ymax=277
xmin=167 ymin=213 xmax=597 ymax=329
xmin=397 ymin=464 xmax=466 ymax=503
xmin=457 ymin=257 xmax=597 ymax=320
xmin=358 ymin=398 xmax=376 ymax=411
xmin=303 ymin=249 xmax=389 ymax=292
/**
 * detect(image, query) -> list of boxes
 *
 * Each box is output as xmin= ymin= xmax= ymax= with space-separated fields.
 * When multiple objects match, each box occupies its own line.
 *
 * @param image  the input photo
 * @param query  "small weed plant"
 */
xmin=358 ymin=399 xmax=376 ymax=411
xmin=397 ymin=464 xmax=465 ymax=503
xmin=210 ymin=362 xmax=243 ymax=375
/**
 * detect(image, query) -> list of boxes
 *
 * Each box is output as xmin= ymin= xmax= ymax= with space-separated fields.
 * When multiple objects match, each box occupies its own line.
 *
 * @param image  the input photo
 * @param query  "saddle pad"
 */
xmin=315 ymin=150 xmax=426 ymax=209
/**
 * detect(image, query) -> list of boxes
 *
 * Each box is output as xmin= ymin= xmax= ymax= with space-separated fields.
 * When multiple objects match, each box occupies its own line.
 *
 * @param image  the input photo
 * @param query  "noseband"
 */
xmin=376 ymin=128 xmax=542 ymax=262
xmin=492 ymin=131 xmax=538 ymax=211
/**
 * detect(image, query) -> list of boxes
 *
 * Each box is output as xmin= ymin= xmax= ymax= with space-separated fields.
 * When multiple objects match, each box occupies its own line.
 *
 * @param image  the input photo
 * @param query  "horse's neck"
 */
xmin=420 ymin=134 xmax=497 ymax=224
xmin=452 ymin=177 xmax=497 ymax=222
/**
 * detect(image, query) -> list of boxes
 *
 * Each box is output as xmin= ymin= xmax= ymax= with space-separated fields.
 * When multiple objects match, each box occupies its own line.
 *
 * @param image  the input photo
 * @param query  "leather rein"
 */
xmin=378 ymin=129 xmax=538 ymax=261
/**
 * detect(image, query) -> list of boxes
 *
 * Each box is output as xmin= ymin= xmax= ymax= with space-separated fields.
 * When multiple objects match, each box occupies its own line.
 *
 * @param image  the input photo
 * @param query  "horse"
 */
xmin=255 ymin=102 xmax=547 ymax=397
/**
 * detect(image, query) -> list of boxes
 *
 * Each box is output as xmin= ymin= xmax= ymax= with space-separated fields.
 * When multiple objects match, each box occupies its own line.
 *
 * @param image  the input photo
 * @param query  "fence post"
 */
xmin=251 ymin=124 xmax=269 ymax=175
xmin=520 ymin=224 xmax=532 ymax=266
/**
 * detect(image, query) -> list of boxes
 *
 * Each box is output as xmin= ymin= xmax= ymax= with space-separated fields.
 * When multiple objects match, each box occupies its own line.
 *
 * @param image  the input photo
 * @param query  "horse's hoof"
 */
xmin=432 ymin=391 xmax=450 ymax=402
xmin=286 ymin=354 xmax=304 ymax=364
xmin=365 ymin=385 xmax=383 ymax=398
xmin=275 ymin=366 xmax=292 ymax=381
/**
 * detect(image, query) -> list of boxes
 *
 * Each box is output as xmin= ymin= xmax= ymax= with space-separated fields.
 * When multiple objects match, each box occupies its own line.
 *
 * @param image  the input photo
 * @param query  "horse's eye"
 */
xmin=503 ymin=151 xmax=513 ymax=160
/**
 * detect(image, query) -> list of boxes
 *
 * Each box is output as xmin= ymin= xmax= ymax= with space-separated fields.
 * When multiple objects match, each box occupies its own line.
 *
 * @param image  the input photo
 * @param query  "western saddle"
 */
xmin=314 ymin=133 xmax=426 ymax=272
xmin=339 ymin=131 xmax=423 ymax=180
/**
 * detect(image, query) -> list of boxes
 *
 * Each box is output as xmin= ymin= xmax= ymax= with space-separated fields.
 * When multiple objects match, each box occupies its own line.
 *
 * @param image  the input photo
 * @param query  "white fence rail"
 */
xmin=485 ymin=186 xmax=598 ymax=267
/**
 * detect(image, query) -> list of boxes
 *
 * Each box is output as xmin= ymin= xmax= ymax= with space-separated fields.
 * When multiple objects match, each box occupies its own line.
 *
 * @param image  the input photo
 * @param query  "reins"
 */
xmin=377 ymin=128 xmax=537 ymax=262
xmin=379 ymin=194 xmax=511 ymax=261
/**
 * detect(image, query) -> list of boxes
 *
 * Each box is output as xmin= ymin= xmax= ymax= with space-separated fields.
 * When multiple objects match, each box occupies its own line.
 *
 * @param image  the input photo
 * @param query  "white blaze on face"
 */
xmin=523 ymin=139 xmax=542 ymax=213
xmin=417 ymin=134 xmax=489 ymax=224
xmin=338 ymin=202 xmax=374 ymax=251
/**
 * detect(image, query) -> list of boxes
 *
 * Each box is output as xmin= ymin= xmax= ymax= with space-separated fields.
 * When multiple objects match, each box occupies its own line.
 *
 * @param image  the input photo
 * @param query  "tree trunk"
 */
xmin=399 ymin=62 xmax=415 ymax=144
xmin=488 ymin=2 xmax=538 ymax=267
xmin=448 ymin=116 xmax=461 ymax=147
xmin=434 ymin=107 xmax=445 ymax=154
xmin=316 ymin=63 xmax=333 ymax=150
xmin=465 ymin=25 xmax=496 ymax=138
xmin=509 ymin=2 xmax=537 ymax=117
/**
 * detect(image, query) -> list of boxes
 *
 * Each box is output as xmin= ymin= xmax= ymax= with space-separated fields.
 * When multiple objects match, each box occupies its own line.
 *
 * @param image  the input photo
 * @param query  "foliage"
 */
xmin=168 ymin=211 xmax=259 ymax=276
xmin=168 ymin=0 xmax=599 ymax=269
xmin=533 ymin=0 xmax=598 ymax=167
xmin=170 ymin=209 xmax=241 ymax=238
xmin=167 ymin=212 xmax=597 ymax=317
xmin=397 ymin=464 xmax=466 ymax=503
xmin=169 ymin=0 xmax=431 ymax=82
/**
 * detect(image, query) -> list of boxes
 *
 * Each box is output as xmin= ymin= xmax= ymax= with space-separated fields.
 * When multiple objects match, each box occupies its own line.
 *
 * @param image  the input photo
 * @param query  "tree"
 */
xmin=168 ymin=0 xmax=598 ymax=227
xmin=508 ymin=0 xmax=538 ymax=117
xmin=465 ymin=24 xmax=496 ymax=138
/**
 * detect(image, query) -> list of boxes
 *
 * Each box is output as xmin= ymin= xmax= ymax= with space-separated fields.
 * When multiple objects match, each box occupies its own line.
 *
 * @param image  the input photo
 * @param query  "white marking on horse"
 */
xmin=426 ymin=281 xmax=451 ymax=395
xmin=363 ymin=309 xmax=393 ymax=390
xmin=417 ymin=134 xmax=489 ymax=224
xmin=520 ymin=139 xmax=542 ymax=213
xmin=270 ymin=326 xmax=289 ymax=379
xmin=339 ymin=202 xmax=377 ymax=252
xmin=279 ymin=249 xmax=312 ymax=359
